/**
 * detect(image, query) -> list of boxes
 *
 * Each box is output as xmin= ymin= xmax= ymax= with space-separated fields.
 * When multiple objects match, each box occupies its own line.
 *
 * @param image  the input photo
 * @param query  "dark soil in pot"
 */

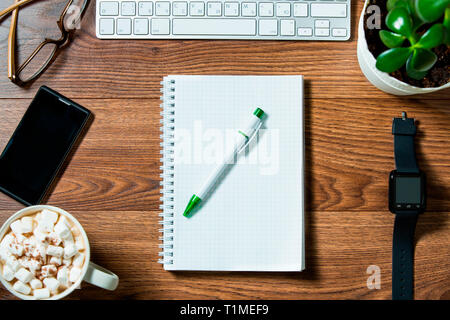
xmin=363 ymin=0 xmax=450 ymax=88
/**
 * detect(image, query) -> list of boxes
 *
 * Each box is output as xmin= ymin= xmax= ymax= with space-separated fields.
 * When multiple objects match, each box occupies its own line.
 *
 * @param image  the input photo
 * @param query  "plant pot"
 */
xmin=357 ymin=0 xmax=450 ymax=95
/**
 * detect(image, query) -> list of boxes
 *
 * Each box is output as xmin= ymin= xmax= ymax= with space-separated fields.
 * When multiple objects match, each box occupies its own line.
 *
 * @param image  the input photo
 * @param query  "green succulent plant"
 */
xmin=376 ymin=0 xmax=450 ymax=80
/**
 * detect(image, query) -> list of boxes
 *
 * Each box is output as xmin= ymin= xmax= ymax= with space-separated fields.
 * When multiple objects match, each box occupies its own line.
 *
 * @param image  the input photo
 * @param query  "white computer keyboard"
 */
xmin=96 ymin=0 xmax=351 ymax=40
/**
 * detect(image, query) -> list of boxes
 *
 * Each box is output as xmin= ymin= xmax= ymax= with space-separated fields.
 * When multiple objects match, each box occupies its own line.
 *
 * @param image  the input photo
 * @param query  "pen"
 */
xmin=183 ymin=107 xmax=265 ymax=217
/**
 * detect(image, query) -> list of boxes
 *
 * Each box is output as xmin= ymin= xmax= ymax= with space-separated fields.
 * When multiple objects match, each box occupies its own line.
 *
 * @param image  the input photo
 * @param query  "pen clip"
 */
xmin=237 ymin=121 xmax=262 ymax=154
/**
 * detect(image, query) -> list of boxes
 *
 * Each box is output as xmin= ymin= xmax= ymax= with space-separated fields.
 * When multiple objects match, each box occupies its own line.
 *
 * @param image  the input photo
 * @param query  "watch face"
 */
xmin=389 ymin=171 xmax=426 ymax=213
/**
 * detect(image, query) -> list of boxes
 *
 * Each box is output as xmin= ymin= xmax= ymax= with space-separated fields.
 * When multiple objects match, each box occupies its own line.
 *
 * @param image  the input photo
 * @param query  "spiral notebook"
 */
xmin=159 ymin=75 xmax=305 ymax=271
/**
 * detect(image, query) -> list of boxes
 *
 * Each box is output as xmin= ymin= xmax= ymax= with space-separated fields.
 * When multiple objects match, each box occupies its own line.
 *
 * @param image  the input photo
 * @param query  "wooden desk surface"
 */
xmin=0 ymin=0 xmax=448 ymax=300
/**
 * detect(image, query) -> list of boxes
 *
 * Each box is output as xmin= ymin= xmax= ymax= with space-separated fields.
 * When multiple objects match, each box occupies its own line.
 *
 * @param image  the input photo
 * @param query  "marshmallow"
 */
xmin=41 ymin=265 xmax=57 ymax=278
xmin=50 ymin=256 xmax=62 ymax=266
xmin=43 ymin=277 xmax=60 ymax=293
xmin=32 ymin=244 xmax=47 ymax=262
xmin=69 ymin=267 xmax=82 ymax=283
xmin=63 ymin=232 xmax=74 ymax=246
xmin=57 ymin=266 xmax=70 ymax=288
xmin=20 ymin=216 xmax=34 ymax=233
xmin=10 ymin=220 xmax=26 ymax=234
xmin=21 ymin=258 xmax=42 ymax=273
xmin=54 ymin=221 xmax=71 ymax=239
xmin=59 ymin=216 xmax=71 ymax=227
xmin=33 ymin=229 xmax=47 ymax=243
xmin=22 ymin=237 xmax=37 ymax=254
xmin=13 ymin=280 xmax=31 ymax=295
xmin=47 ymin=232 xmax=62 ymax=246
xmin=72 ymin=253 xmax=85 ymax=268
xmin=64 ymin=244 xmax=78 ymax=259
xmin=30 ymin=278 xmax=43 ymax=289
xmin=62 ymin=258 xmax=72 ymax=266
xmin=2 ymin=264 xmax=15 ymax=281
xmin=34 ymin=288 xmax=50 ymax=299
xmin=40 ymin=209 xmax=59 ymax=224
xmin=6 ymin=256 xmax=20 ymax=272
xmin=8 ymin=243 xmax=24 ymax=257
xmin=15 ymin=233 xmax=27 ymax=244
xmin=71 ymin=226 xmax=80 ymax=237
xmin=37 ymin=219 xmax=54 ymax=234
xmin=75 ymin=237 xmax=85 ymax=251
xmin=46 ymin=245 xmax=63 ymax=258
xmin=0 ymin=247 xmax=11 ymax=262
xmin=15 ymin=267 xmax=34 ymax=283
xmin=0 ymin=234 xmax=14 ymax=249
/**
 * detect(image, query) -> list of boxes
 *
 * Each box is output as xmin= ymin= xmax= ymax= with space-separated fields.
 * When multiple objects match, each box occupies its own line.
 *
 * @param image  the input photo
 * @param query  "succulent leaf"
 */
xmin=417 ymin=24 xmax=445 ymax=48
xmin=386 ymin=7 xmax=414 ymax=37
xmin=444 ymin=7 xmax=450 ymax=44
xmin=376 ymin=47 xmax=413 ymax=73
xmin=410 ymin=48 xmax=438 ymax=71
xmin=406 ymin=55 xmax=429 ymax=79
xmin=380 ymin=30 xmax=406 ymax=48
xmin=415 ymin=0 xmax=450 ymax=23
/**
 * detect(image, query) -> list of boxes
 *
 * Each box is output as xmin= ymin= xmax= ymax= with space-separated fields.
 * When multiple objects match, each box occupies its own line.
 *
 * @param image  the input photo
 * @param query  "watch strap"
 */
xmin=392 ymin=212 xmax=418 ymax=300
xmin=392 ymin=113 xmax=419 ymax=173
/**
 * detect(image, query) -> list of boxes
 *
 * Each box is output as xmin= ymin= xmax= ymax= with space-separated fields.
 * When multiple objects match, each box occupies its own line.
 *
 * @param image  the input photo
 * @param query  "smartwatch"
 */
xmin=389 ymin=112 xmax=426 ymax=300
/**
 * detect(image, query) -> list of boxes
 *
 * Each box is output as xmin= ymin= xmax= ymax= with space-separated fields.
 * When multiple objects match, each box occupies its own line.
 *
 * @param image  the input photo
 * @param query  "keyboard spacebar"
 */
xmin=173 ymin=19 xmax=256 ymax=35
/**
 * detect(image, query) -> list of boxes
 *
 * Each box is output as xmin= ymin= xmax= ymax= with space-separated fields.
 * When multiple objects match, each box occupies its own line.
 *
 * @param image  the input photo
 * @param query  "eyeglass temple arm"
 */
xmin=0 ymin=0 xmax=36 ymax=19
xmin=8 ymin=0 xmax=21 ymax=81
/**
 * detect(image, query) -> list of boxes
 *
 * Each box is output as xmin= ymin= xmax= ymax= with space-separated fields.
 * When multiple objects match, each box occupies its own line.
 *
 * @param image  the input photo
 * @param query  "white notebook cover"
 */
xmin=160 ymin=75 xmax=304 ymax=271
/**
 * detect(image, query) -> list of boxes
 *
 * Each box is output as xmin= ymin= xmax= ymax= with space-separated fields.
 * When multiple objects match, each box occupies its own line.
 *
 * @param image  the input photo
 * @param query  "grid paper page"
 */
xmin=164 ymin=75 xmax=304 ymax=271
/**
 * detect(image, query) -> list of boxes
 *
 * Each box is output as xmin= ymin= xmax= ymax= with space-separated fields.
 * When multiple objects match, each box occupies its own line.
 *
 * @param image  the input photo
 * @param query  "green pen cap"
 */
xmin=253 ymin=108 xmax=264 ymax=119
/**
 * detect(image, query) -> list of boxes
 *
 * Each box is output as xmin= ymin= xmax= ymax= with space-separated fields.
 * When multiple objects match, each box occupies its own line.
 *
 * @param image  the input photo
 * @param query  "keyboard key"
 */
xmin=173 ymin=19 xmax=256 ymax=35
xmin=332 ymin=28 xmax=347 ymax=37
xmin=276 ymin=3 xmax=290 ymax=17
xmin=155 ymin=2 xmax=170 ymax=16
xmin=151 ymin=18 xmax=170 ymax=34
xmin=190 ymin=2 xmax=205 ymax=16
xmin=173 ymin=2 xmax=188 ymax=16
xmin=315 ymin=28 xmax=330 ymax=36
xmin=259 ymin=19 xmax=277 ymax=35
xmin=207 ymin=2 xmax=222 ymax=16
xmin=259 ymin=3 xmax=274 ymax=17
xmin=224 ymin=2 xmax=239 ymax=17
xmin=99 ymin=18 xmax=114 ymax=34
xmin=298 ymin=27 xmax=312 ymax=36
xmin=117 ymin=18 xmax=132 ymax=34
xmin=311 ymin=3 xmax=347 ymax=18
xmin=280 ymin=19 xmax=294 ymax=36
xmin=100 ymin=2 xmax=119 ymax=16
xmin=315 ymin=20 xmax=329 ymax=28
xmin=241 ymin=2 xmax=256 ymax=17
xmin=293 ymin=3 xmax=307 ymax=17
xmin=138 ymin=2 xmax=153 ymax=16
xmin=121 ymin=2 xmax=136 ymax=16
xmin=134 ymin=18 xmax=149 ymax=34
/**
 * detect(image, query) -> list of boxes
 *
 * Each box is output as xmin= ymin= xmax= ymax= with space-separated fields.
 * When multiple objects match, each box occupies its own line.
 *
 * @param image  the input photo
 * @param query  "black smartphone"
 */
xmin=0 ymin=86 xmax=91 ymax=206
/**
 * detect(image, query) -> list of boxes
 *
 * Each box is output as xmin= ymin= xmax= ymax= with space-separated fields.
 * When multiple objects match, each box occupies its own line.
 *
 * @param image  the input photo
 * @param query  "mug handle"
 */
xmin=83 ymin=262 xmax=119 ymax=291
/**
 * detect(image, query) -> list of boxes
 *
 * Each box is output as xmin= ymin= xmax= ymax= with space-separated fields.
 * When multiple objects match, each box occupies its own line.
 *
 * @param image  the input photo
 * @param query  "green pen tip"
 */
xmin=253 ymin=108 xmax=265 ymax=119
xmin=183 ymin=194 xmax=202 ymax=217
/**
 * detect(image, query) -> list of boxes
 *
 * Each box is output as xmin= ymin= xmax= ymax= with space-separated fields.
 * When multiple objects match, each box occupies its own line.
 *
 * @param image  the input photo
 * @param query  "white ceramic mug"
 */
xmin=0 ymin=205 xmax=119 ymax=300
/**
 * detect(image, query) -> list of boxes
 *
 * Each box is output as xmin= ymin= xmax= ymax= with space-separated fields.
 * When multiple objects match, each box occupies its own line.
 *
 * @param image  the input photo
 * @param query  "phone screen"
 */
xmin=0 ymin=87 xmax=91 ymax=205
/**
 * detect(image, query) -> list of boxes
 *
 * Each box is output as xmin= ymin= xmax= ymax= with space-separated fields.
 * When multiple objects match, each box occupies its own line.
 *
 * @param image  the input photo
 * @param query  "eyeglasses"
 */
xmin=0 ymin=0 xmax=88 ymax=85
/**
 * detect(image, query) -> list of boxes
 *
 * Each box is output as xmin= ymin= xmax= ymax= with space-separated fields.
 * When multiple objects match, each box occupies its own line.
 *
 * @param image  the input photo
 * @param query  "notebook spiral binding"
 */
xmin=158 ymin=78 xmax=176 ymax=266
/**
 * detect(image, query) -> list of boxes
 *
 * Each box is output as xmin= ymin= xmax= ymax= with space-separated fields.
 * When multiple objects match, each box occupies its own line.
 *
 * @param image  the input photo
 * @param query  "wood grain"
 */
xmin=0 ymin=0 xmax=448 ymax=300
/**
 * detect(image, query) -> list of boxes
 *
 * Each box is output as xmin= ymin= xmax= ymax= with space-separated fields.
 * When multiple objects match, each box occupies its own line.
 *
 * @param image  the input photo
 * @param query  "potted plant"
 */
xmin=357 ymin=0 xmax=450 ymax=95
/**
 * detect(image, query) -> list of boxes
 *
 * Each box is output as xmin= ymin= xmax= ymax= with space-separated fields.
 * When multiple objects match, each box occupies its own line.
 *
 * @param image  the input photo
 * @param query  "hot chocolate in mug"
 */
xmin=0 ymin=205 xmax=119 ymax=300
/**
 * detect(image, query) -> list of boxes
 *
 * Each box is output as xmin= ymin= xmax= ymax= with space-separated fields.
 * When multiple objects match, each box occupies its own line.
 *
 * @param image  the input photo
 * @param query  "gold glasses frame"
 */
xmin=0 ymin=0 xmax=88 ymax=85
